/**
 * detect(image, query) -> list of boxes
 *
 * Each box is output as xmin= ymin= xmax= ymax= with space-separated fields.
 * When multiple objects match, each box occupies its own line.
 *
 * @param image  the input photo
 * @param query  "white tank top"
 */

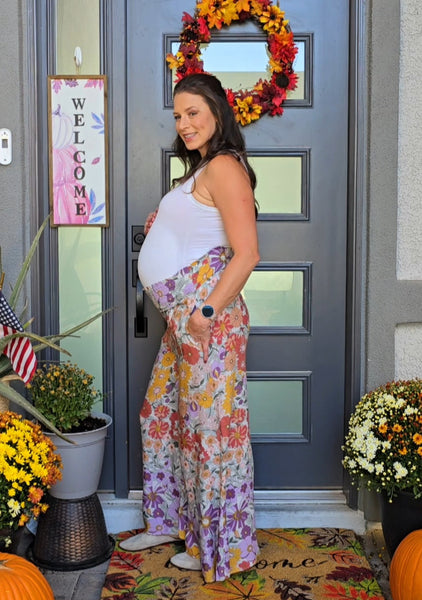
xmin=137 ymin=170 xmax=229 ymax=287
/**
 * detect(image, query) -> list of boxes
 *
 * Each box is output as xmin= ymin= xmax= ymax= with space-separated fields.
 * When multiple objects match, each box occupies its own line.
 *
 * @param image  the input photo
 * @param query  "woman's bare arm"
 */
xmin=187 ymin=154 xmax=260 ymax=360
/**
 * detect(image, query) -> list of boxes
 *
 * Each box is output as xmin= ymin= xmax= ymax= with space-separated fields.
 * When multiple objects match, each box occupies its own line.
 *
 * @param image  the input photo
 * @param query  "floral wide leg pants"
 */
xmin=140 ymin=246 xmax=258 ymax=582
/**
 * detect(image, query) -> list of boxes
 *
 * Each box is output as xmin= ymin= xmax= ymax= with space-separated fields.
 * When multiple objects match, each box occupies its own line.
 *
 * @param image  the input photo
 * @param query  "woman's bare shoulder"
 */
xmin=205 ymin=153 xmax=247 ymax=179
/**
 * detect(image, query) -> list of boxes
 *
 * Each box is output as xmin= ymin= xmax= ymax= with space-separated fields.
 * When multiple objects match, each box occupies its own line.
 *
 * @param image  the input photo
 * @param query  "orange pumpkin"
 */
xmin=0 ymin=552 xmax=54 ymax=599
xmin=389 ymin=529 xmax=422 ymax=600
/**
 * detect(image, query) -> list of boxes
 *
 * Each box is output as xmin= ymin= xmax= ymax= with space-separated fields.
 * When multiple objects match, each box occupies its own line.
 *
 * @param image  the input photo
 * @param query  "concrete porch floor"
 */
xmin=40 ymin=523 xmax=392 ymax=600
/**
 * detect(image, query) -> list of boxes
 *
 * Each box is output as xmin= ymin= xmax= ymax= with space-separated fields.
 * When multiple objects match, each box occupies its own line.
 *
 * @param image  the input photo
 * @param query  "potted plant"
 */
xmin=343 ymin=378 xmax=422 ymax=556
xmin=0 ymin=216 xmax=113 ymax=567
xmin=0 ymin=214 xmax=110 ymax=438
xmin=26 ymin=361 xmax=112 ymax=500
xmin=27 ymin=362 xmax=114 ymax=570
xmin=0 ymin=411 xmax=62 ymax=551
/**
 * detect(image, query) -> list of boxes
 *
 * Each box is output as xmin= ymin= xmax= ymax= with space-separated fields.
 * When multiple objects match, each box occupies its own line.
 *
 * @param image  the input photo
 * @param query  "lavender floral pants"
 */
xmin=140 ymin=246 xmax=258 ymax=582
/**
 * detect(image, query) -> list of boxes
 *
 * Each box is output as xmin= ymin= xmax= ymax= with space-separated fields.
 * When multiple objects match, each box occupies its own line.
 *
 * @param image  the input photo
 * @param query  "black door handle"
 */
xmin=132 ymin=229 xmax=148 ymax=338
xmin=135 ymin=278 xmax=148 ymax=338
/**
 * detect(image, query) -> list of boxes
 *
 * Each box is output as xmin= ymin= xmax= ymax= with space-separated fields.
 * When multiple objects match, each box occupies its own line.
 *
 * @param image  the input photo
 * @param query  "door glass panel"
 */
xmin=287 ymin=40 xmax=305 ymax=100
xmin=248 ymin=380 xmax=302 ymax=435
xmin=171 ymin=154 xmax=305 ymax=218
xmin=169 ymin=39 xmax=306 ymax=100
xmin=170 ymin=156 xmax=184 ymax=184
xmin=243 ymin=270 xmax=304 ymax=328
xmin=56 ymin=0 xmax=100 ymax=74
xmin=202 ymin=41 xmax=269 ymax=92
xmin=249 ymin=156 xmax=302 ymax=214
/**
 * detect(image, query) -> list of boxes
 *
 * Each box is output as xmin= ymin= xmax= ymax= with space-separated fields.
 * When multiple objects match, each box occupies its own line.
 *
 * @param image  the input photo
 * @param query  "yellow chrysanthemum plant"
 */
xmin=166 ymin=0 xmax=298 ymax=126
xmin=0 ymin=411 xmax=62 ymax=548
xmin=343 ymin=379 xmax=422 ymax=501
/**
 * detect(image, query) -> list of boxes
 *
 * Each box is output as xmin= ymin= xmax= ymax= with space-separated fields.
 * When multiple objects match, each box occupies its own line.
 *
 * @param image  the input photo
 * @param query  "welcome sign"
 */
xmin=48 ymin=75 xmax=108 ymax=226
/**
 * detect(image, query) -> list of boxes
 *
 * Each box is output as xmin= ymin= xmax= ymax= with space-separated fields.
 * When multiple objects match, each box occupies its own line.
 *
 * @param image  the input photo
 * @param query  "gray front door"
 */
xmin=125 ymin=0 xmax=349 ymax=492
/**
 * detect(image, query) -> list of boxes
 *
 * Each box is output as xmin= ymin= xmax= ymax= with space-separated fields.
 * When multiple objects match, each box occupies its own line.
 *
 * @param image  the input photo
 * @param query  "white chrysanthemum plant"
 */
xmin=342 ymin=379 xmax=422 ymax=501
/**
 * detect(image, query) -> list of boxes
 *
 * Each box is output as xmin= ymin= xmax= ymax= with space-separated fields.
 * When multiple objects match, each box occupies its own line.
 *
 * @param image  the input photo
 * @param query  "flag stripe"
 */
xmin=0 ymin=291 xmax=37 ymax=383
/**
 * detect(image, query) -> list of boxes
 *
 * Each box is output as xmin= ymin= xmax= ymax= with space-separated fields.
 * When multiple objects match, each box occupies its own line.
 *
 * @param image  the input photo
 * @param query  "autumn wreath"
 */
xmin=166 ymin=0 xmax=298 ymax=126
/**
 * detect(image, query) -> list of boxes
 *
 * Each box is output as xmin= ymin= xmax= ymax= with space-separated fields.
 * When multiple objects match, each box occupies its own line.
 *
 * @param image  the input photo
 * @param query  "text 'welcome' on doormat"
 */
xmin=101 ymin=528 xmax=385 ymax=600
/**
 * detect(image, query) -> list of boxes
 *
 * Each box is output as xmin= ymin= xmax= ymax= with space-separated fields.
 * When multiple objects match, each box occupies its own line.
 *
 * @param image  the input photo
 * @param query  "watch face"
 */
xmin=201 ymin=305 xmax=214 ymax=318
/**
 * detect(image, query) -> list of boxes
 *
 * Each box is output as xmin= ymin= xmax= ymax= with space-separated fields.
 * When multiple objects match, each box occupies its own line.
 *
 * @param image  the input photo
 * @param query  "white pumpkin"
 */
xmin=51 ymin=105 xmax=73 ymax=149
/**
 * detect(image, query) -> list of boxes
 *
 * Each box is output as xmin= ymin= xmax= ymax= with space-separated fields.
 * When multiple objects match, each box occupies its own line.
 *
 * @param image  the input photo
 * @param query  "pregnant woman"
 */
xmin=121 ymin=72 xmax=260 ymax=583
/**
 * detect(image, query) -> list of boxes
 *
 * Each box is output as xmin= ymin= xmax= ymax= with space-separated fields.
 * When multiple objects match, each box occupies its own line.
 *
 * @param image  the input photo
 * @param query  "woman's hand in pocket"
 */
xmin=187 ymin=311 xmax=212 ymax=363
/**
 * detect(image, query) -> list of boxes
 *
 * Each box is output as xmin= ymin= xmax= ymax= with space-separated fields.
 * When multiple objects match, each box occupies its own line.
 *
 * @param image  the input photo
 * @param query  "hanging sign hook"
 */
xmin=74 ymin=46 xmax=82 ymax=74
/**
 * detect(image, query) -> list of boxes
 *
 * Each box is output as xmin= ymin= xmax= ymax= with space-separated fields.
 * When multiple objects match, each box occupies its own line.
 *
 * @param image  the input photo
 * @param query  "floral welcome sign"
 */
xmin=48 ymin=75 xmax=108 ymax=226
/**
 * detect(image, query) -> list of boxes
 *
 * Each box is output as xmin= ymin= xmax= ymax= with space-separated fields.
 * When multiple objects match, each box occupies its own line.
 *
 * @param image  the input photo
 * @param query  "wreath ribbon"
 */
xmin=167 ymin=0 xmax=298 ymax=126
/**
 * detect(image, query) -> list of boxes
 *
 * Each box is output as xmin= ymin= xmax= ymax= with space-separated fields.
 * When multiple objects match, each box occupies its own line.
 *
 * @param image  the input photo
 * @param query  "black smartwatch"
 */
xmin=201 ymin=305 xmax=215 ymax=319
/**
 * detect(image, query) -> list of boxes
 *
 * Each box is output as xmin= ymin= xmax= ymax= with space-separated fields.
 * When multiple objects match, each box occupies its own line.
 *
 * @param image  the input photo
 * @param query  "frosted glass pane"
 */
xmin=249 ymin=156 xmax=301 ymax=214
xmin=172 ymin=155 xmax=302 ymax=216
xmin=248 ymin=380 xmax=302 ymax=434
xmin=170 ymin=156 xmax=184 ymax=182
xmin=171 ymin=40 xmax=305 ymax=99
xmin=287 ymin=41 xmax=305 ymax=100
xmin=202 ymin=41 xmax=269 ymax=92
xmin=56 ymin=0 xmax=100 ymax=74
xmin=243 ymin=271 xmax=303 ymax=327
xmin=58 ymin=228 xmax=103 ymax=393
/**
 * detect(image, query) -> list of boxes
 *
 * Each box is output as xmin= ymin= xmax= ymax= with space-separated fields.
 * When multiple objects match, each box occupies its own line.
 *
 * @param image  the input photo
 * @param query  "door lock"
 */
xmin=132 ymin=225 xmax=145 ymax=252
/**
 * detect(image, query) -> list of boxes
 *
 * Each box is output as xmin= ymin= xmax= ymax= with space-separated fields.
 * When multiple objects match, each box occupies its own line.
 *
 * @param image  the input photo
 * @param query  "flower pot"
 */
xmin=32 ymin=412 xmax=114 ymax=570
xmin=380 ymin=490 xmax=422 ymax=557
xmin=46 ymin=412 xmax=112 ymax=500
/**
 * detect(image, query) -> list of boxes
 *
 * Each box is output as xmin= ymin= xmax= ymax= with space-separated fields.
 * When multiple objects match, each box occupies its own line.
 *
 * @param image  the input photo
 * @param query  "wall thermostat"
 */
xmin=0 ymin=129 xmax=12 ymax=165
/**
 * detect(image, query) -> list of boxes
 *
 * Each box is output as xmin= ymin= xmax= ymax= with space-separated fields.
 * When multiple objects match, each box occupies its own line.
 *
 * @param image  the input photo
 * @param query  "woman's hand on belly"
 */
xmin=187 ymin=310 xmax=212 ymax=363
xmin=145 ymin=208 xmax=158 ymax=234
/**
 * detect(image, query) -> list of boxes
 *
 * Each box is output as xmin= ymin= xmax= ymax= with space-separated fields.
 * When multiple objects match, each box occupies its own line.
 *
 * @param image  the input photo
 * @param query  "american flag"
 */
xmin=0 ymin=290 xmax=37 ymax=383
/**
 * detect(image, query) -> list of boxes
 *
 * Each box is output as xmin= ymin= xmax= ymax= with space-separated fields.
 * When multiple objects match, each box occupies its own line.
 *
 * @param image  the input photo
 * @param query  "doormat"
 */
xmin=101 ymin=528 xmax=385 ymax=599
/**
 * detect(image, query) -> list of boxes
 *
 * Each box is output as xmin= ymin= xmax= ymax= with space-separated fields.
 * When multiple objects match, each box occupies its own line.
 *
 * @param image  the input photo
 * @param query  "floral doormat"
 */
xmin=101 ymin=528 xmax=385 ymax=600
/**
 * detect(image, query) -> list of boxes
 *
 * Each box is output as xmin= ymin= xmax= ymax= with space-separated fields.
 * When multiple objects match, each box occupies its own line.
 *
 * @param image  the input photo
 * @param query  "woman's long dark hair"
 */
xmin=172 ymin=73 xmax=257 ymax=204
